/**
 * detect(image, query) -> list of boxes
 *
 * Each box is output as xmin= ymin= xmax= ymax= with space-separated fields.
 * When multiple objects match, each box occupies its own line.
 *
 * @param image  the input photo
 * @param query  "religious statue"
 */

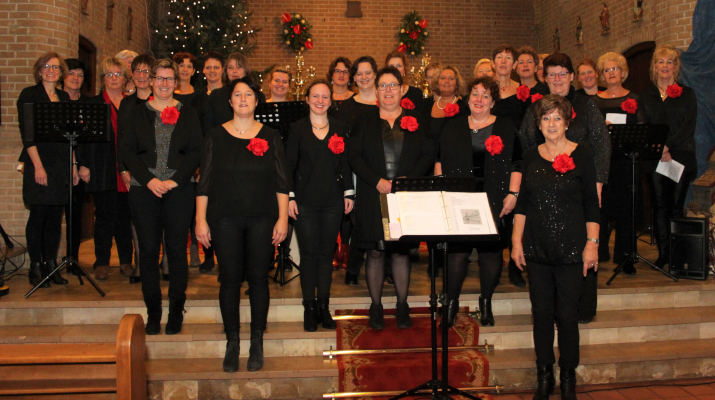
xmin=600 ymin=3 xmax=610 ymax=35
xmin=575 ymin=16 xmax=583 ymax=45
xmin=553 ymin=28 xmax=560 ymax=52
xmin=106 ymin=0 xmax=115 ymax=30
xmin=633 ymin=0 xmax=644 ymax=21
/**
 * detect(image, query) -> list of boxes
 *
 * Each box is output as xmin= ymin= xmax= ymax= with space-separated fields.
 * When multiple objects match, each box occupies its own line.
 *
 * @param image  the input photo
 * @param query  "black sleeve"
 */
xmin=584 ymin=98 xmax=611 ymax=184
xmin=116 ymin=97 xmax=131 ymax=173
xmin=578 ymin=146 xmax=601 ymax=224
xmin=666 ymin=88 xmax=697 ymax=151
xmin=196 ymin=131 xmax=213 ymax=197
xmin=511 ymin=128 xmax=523 ymax=173
xmin=518 ymin=105 xmax=538 ymax=153
xmin=171 ymin=108 xmax=203 ymax=187
xmin=203 ymin=91 xmax=218 ymax=134
xmin=406 ymin=114 xmax=435 ymax=177
xmin=285 ymin=124 xmax=301 ymax=196
xmin=349 ymin=117 xmax=382 ymax=188
xmin=271 ymin=131 xmax=291 ymax=195
xmin=633 ymin=93 xmax=647 ymax=124
xmin=513 ymin=150 xmax=532 ymax=216
xmin=16 ymin=88 xmax=33 ymax=148
xmin=118 ymin=109 xmax=156 ymax=186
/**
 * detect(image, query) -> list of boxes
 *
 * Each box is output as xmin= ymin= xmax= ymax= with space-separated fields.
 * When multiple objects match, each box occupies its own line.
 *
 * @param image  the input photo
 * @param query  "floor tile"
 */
xmin=649 ymin=386 xmax=693 ymax=398
xmin=684 ymin=386 xmax=715 ymax=396
xmin=616 ymin=387 xmax=660 ymax=399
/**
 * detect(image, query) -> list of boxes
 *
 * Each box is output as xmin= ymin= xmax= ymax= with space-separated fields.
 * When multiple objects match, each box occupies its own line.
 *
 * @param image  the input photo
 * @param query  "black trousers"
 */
xmin=294 ymin=203 xmax=343 ymax=301
xmin=129 ymin=184 xmax=194 ymax=314
xmin=92 ymin=190 xmax=134 ymax=266
xmin=211 ymin=214 xmax=275 ymax=333
xmin=26 ymin=205 xmax=64 ymax=264
xmin=528 ymin=260 xmax=583 ymax=369
xmin=65 ymin=181 xmax=84 ymax=259
xmin=578 ymin=268 xmax=598 ymax=321
xmin=647 ymin=170 xmax=697 ymax=256
xmin=346 ymin=209 xmax=366 ymax=275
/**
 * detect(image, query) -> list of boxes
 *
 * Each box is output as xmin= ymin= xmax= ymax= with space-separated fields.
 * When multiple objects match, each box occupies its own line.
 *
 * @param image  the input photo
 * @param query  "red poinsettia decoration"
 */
xmin=419 ymin=19 xmax=428 ymax=28
xmin=293 ymin=24 xmax=301 ymax=34
xmin=409 ymin=31 xmax=419 ymax=40
xmin=571 ymin=108 xmax=577 ymax=120
xmin=160 ymin=106 xmax=180 ymax=125
xmin=400 ymin=98 xmax=415 ymax=110
xmin=304 ymin=40 xmax=313 ymax=50
xmin=485 ymin=135 xmax=504 ymax=156
xmin=666 ymin=83 xmax=682 ymax=98
xmin=621 ymin=98 xmax=638 ymax=114
xmin=397 ymin=44 xmax=407 ymax=53
xmin=516 ymin=84 xmax=531 ymax=102
xmin=328 ymin=134 xmax=344 ymax=154
xmin=282 ymin=13 xmax=291 ymax=23
xmin=552 ymin=153 xmax=575 ymax=173
xmin=400 ymin=116 xmax=419 ymax=132
xmin=531 ymin=93 xmax=543 ymax=103
xmin=444 ymin=103 xmax=460 ymax=117
xmin=247 ymin=137 xmax=269 ymax=156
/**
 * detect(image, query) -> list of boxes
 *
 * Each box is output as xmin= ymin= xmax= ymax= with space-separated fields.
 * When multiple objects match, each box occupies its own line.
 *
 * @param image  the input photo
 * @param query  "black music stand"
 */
xmin=23 ymin=102 xmax=111 ymax=298
xmin=606 ymin=124 xmax=678 ymax=285
xmin=387 ymin=177 xmax=499 ymax=400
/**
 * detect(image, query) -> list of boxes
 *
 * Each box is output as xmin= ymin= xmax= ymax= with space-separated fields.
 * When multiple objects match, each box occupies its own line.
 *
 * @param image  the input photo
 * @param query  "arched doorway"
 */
xmin=623 ymin=41 xmax=655 ymax=94
xmin=78 ymin=35 xmax=97 ymax=96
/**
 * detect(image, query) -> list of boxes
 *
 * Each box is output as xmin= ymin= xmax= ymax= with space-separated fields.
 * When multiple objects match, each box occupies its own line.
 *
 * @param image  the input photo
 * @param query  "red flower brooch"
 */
xmin=328 ymin=134 xmax=344 ymax=154
xmin=485 ymin=135 xmax=504 ymax=156
xmin=160 ymin=106 xmax=180 ymax=125
xmin=516 ymin=84 xmax=531 ymax=102
xmin=247 ymin=137 xmax=269 ymax=156
xmin=530 ymin=93 xmax=543 ymax=103
xmin=621 ymin=98 xmax=638 ymax=114
xmin=552 ymin=153 xmax=575 ymax=173
xmin=400 ymin=98 xmax=415 ymax=110
xmin=400 ymin=116 xmax=419 ymax=132
xmin=444 ymin=103 xmax=459 ymax=117
xmin=666 ymin=83 xmax=682 ymax=98
xmin=571 ymin=108 xmax=577 ymax=120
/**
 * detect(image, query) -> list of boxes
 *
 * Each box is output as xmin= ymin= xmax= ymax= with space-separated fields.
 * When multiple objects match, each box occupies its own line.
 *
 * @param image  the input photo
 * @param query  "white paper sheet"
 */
xmin=385 ymin=193 xmax=402 ymax=239
xmin=656 ymin=160 xmax=685 ymax=183
xmin=442 ymin=192 xmax=498 ymax=235
xmin=605 ymin=113 xmax=627 ymax=125
xmin=395 ymin=192 xmax=449 ymax=235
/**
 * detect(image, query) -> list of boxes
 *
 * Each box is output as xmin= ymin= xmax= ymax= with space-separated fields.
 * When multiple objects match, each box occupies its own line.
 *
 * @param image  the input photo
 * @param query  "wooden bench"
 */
xmin=0 ymin=314 xmax=147 ymax=399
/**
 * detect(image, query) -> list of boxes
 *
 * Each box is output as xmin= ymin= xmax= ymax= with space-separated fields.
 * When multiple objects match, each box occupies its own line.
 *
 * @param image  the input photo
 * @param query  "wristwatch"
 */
xmin=508 ymin=191 xmax=519 ymax=198
xmin=586 ymin=238 xmax=600 ymax=244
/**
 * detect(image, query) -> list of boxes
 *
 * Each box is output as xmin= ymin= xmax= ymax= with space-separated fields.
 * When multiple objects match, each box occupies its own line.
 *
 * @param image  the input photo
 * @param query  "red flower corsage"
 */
xmin=485 ymin=135 xmax=504 ymax=156
xmin=328 ymin=134 xmax=344 ymax=154
xmin=530 ymin=93 xmax=543 ymax=103
xmin=621 ymin=98 xmax=638 ymax=114
xmin=666 ymin=83 xmax=682 ymax=98
xmin=375 ymin=100 xmax=379 ymax=107
xmin=247 ymin=137 xmax=269 ymax=156
xmin=400 ymin=116 xmax=419 ymax=132
xmin=444 ymin=103 xmax=459 ymax=117
xmin=400 ymin=98 xmax=415 ymax=110
xmin=516 ymin=84 xmax=531 ymax=102
xmin=160 ymin=106 xmax=180 ymax=125
xmin=552 ymin=153 xmax=575 ymax=173
xmin=148 ymin=96 xmax=154 ymax=101
xmin=571 ymin=108 xmax=577 ymax=120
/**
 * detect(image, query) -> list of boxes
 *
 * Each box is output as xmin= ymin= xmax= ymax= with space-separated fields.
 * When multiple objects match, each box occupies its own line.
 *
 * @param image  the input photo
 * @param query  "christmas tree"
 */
xmin=153 ymin=0 xmax=258 ymax=58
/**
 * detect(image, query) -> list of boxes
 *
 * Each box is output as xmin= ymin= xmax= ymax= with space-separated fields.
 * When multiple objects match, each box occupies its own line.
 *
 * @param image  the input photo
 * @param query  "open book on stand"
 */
xmin=380 ymin=192 xmax=498 ymax=241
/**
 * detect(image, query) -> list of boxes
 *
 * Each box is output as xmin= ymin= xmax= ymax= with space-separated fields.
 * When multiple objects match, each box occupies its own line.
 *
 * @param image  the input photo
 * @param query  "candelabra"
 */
xmin=408 ymin=53 xmax=432 ymax=98
xmin=289 ymin=52 xmax=315 ymax=101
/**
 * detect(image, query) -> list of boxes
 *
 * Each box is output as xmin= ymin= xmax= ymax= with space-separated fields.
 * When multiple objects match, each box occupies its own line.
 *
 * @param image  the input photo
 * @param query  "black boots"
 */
xmin=533 ymin=364 xmax=555 ymax=400
xmin=165 ymin=300 xmax=185 ymax=335
xmin=223 ymin=331 xmax=240 ymax=372
xmin=145 ymin=312 xmax=161 ymax=335
xmin=479 ymin=296 xmax=495 ymax=327
xmin=317 ymin=298 xmax=337 ymax=329
xmin=303 ymin=300 xmax=318 ymax=332
xmin=444 ymin=299 xmax=459 ymax=328
xmin=247 ymin=329 xmax=264 ymax=371
xmin=369 ymin=304 xmax=384 ymax=330
xmin=29 ymin=262 xmax=49 ymax=288
xmin=560 ymin=367 xmax=577 ymax=400
xmin=46 ymin=259 xmax=68 ymax=285
xmin=396 ymin=302 xmax=412 ymax=329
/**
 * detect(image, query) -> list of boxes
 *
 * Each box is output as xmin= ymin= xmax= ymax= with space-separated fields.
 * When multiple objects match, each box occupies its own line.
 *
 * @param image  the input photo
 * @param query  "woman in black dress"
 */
xmin=287 ymin=80 xmax=354 ymax=332
xmin=516 ymin=46 xmax=549 ymax=97
xmin=512 ymin=95 xmax=600 ymax=400
xmin=336 ymin=56 xmax=379 ymax=129
xmin=640 ymin=44 xmax=698 ymax=268
xmin=119 ymin=59 xmax=202 ymax=336
xmin=18 ymin=52 xmax=74 ymax=287
xmin=196 ymin=77 xmax=289 ymax=373
xmin=436 ymin=77 xmax=521 ymax=327
xmin=385 ymin=51 xmax=425 ymax=111
xmin=492 ymin=44 xmax=528 ymax=129
xmin=349 ymin=67 xmax=434 ymax=330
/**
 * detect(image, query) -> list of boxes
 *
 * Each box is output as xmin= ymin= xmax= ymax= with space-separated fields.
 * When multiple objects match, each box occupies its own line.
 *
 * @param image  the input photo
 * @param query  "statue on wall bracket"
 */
xmin=633 ymin=0 xmax=644 ymax=21
xmin=575 ymin=16 xmax=583 ymax=45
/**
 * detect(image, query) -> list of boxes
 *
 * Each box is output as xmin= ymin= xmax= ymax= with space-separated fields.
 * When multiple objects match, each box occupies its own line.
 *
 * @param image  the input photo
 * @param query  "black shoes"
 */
xmin=46 ymin=260 xmax=68 ymax=285
xmin=560 ymin=367 xmax=577 ymax=400
xmin=223 ymin=331 xmax=240 ymax=372
xmin=145 ymin=313 xmax=161 ymax=335
xmin=509 ymin=260 xmax=526 ymax=287
xmin=303 ymin=299 xmax=318 ymax=332
xmin=396 ymin=302 xmax=412 ymax=329
xmin=344 ymin=272 xmax=358 ymax=285
xmin=247 ymin=330 xmax=264 ymax=371
xmin=317 ymin=298 xmax=337 ymax=329
xmin=369 ymin=304 xmax=384 ymax=330
xmin=533 ymin=364 xmax=555 ymax=400
xmin=199 ymin=258 xmax=215 ymax=273
xmin=443 ymin=299 xmax=459 ymax=328
xmin=479 ymin=296 xmax=495 ymax=327
xmin=29 ymin=262 xmax=49 ymax=288
xmin=622 ymin=260 xmax=637 ymax=275
xmin=165 ymin=300 xmax=185 ymax=335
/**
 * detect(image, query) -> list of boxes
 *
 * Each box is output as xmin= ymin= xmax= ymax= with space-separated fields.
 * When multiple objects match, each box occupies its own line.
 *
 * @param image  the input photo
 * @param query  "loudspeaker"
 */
xmin=669 ymin=217 xmax=709 ymax=280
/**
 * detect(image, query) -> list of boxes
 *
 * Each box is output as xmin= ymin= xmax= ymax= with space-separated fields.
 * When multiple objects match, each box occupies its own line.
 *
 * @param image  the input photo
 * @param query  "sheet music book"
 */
xmin=380 ymin=191 xmax=498 ymax=240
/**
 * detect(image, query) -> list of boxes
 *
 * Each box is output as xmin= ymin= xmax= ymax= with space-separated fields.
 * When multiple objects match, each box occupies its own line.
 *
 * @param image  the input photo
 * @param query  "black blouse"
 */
xmin=403 ymin=86 xmax=426 ymax=114
xmin=331 ymin=96 xmax=377 ymax=134
xmin=202 ymin=85 xmax=267 ymax=134
xmin=514 ymin=145 xmax=600 ymax=265
xmin=591 ymin=92 xmax=645 ymax=126
xmin=531 ymin=81 xmax=550 ymax=96
xmin=421 ymin=97 xmax=469 ymax=151
xmin=492 ymin=93 xmax=530 ymax=130
xmin=197 ymin=125 xmax=290 ymax=222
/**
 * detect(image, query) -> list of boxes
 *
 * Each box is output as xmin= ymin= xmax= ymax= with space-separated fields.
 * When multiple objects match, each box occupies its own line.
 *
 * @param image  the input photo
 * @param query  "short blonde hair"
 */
xmin=473 ymin=59 xmax=495 ymax=78
xmin=151 ymin=58 xmax=179 ymax=79
xmin=597 ymin=52 xmax=629 ymax=83
xmin=32 ymin=52 xmax=68 ymax=84
xmin=115 ymin=50 xmax=138 ymax=62
xmin=99 ymin=57 xmax=130 ymax=90
xmin=432 ymin=65 xmax=466 ymax=97
xmin=650 ymin=44 xmax=681 ymax=84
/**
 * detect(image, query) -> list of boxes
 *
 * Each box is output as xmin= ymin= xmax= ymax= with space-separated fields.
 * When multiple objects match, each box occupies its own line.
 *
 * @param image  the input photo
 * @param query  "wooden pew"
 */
xmin=0 ymin=314 xmax=147 ymax=400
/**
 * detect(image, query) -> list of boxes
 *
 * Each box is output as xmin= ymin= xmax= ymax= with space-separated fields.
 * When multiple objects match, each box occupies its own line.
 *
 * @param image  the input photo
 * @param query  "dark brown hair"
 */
xmin=384 ymin=51 xmax=408 ymax=69
xmin=543 ymin=52 xmax=575 ymax=74
xmin=517 ymin=46 xmax=540 ymax=65
xmin=172 ymin=52 xmax=197 ymax=67
xmin=468 ymin=77 xmax=500 ymax=102
xmin=349 ymin=56 xmax=378 ymax=83
xmin=534 ymin=94 xmax=573 ymax=126
xmin=492 ymin=44 xmax=518 ymax=61
xmin=32 ymin=52 xmax=68 ymax=84
xmin=305 ymin=79 xmax=333 ymax=99
xmin=131 ymin=54 xmax=156 ymax=72
xmin=327 ymin=57 xmax=352 ymax=82
xmin=375 ymin=66 xmax=403 ymax=86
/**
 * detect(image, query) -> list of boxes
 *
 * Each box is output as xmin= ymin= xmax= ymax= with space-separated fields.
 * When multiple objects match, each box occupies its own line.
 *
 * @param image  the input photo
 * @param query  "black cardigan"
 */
xmin=285 ymin=116 xmax=353 ymax=206
xmin=349 ymin=108 xmax=434 ymax=244
xmin=75 ymin=92 xmax=121 ymax=192
xmin=117 ymin=92 xmax=152 ymax=173
xmin=119 ymin=102 xmax=203 ymax=187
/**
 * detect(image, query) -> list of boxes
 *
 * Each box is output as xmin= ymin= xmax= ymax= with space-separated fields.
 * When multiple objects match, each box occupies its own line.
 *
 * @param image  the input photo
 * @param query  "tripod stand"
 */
xmin=270 ymin=243 xmax=300 ymax=286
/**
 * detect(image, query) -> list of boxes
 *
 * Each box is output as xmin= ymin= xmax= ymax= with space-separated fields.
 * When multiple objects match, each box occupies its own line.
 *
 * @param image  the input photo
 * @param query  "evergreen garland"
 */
xmin=396 ymin=11 xmax=429 ymax=58
xmin=280 ymin=13 xmax=313 ymax=54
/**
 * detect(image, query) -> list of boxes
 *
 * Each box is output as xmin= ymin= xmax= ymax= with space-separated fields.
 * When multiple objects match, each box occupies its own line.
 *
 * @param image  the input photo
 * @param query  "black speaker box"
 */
xmin=669 ymin=217 xmax=709 ymax=280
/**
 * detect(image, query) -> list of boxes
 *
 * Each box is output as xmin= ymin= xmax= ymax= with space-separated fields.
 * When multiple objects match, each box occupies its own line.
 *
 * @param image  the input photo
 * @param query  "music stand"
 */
xmin=386 ymin=177 xmax=499 ymax=400
xmin=23 ymin=102 xmax=112 ymax=298
xmin=606 ymin=123 xmax=678 ymax=285
xmin=255 ymin=101 xmax=309 ymax=285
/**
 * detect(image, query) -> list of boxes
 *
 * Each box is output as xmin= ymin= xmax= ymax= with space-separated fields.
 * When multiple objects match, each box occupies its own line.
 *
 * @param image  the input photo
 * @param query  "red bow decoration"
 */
xmin=552 ymin=153 xmax=576 ymax=173
xmin=400 ymin=98 xmax=415 ymax=110
xmin=419 ymin=19 xmax=428 ymax=28
xmin=444 ymin=103 xmax=460 ymax=117
xmin=666 ymin=83 xmax=682 ymax=98
xmin=328 ymin=134 xmax=345 ymax=154
xmin=571 ymin=108 xmax=577 ymax=120
xmin=400 ymin=116 xmax=419 ymax=132
xmin=621 ymin=98 xmax=638 ymax=114
xmin=247 ymin=137 xmax=269 ymax=156
xmin=530 ymin=93 xmax=543 ymax=103
xmin=293 ymin=24 xmax=301 ymax=34
xmin=516 ymin=84 xmax=531 ymax=102
xmin=485 ymin=135 xmax=504 ymax=156
xmin=282 ymin=13 xmax=291 ymax=23
xmin=304 ymin=40 xmax=313 ymax=50
xmin=409 ymin=31 xmax=418 ymax=40
xmin=160 ymin=106 xmax=180 ymax=125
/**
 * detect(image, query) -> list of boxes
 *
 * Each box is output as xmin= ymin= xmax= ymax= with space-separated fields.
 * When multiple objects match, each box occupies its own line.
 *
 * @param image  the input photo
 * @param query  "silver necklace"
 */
xmin=469 ymin=115 xmax=491 ymax=134
xmin=233 ymin=121 xmax=253 ymax=134
xmin=312 ymin=121 xmax=329 ymax=130
xmin=436 ymin=95 xmax=457 ymax=110
xmin=546 ymin=141 xmax=568 ymax=161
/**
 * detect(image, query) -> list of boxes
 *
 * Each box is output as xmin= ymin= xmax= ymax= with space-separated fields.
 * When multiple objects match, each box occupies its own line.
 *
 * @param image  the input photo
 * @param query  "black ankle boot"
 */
xmin=46 ymin=260 xmax=68 ymax=285
xmin=396 ymin=301 xmax=412 ymax=329
xmin=317 ymin=298 xmax=337 ymax=329
xmin=303 ymin=299 xmax=318 ymax=332
xmin=479 ymin=296 xmax=495 ymax=326
xmin=247 ymin=329 xmax=264 ymax=371
xmin=560 ymin=367 xmax=577 ymax=400
xmin=223 ymin=331 xmax=240 ymax=372
xmin=533 ymin=364 xmax=555 ymax=400
xmin=508 ymin=260 xmax=526 ymax=287
xmin=369 ymin=304 xmax=384 ymax=330
xmin=40 ymin=261 xmax=52 ymax=285
xmin=145 ymin=312 xmax=161 ymax=335
xmin=29 ymin=262 xmax=49 ymax=288
xmin=445 ymin=299 xmax=459 ymax=328
xmin=165 ymin=300 xmax=185 ymax=335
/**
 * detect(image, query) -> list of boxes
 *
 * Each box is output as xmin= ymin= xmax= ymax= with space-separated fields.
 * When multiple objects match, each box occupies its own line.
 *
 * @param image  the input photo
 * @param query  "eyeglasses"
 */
xmin=154 ymin=76 xmax=176 ymax=84
xmin=42 ymin=64 xmax=61 ymax=71
xmin=333 ymin=69 xmax=349 ymax=76
xmin=377 ymin=83 xmax=400 ymax=91
xmin=133 ymin=69 xmax=151 ymax=76
xmin=546 ymin=72 xmax=569 ymax=80
xmin=104 ymin=72 xmax=124 ymax=78
xmin=68 ymin=71 xmax=84 ymax=78
xmin=603 ymin=67 xmax=620 ymax=73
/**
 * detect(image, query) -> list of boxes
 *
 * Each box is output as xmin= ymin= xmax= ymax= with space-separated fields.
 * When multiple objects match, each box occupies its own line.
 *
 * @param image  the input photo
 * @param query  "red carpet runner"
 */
xmin=336 ymin=307 xmax=493 ymax=400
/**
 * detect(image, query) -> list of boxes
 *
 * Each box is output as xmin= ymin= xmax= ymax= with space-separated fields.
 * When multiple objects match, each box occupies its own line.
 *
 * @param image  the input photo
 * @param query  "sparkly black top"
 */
xmin=514 ymin=144 xmax=600 ymax=265
xmin=492 ymin=93 xmax=529 ymax=130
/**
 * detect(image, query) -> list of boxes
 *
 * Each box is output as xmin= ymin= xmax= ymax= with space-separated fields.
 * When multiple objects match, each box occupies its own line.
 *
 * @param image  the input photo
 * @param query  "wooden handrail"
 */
xmin=116 ymin=314 xmax=147 ymax=400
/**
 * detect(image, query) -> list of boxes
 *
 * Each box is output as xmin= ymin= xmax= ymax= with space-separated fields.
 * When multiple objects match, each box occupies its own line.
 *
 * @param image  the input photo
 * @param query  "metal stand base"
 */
xmin=270 ymin=245 xmax=300 ymax=286
xmin=26 ymin=257 xmax=105 ymax=298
